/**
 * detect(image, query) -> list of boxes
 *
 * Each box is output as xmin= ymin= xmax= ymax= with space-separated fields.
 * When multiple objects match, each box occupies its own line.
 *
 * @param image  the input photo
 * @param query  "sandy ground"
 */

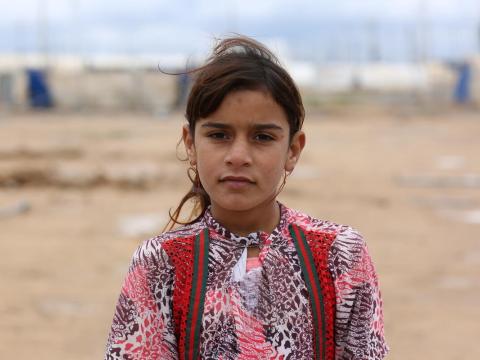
xmin=0 ymin=109 xmax=479 ymax=359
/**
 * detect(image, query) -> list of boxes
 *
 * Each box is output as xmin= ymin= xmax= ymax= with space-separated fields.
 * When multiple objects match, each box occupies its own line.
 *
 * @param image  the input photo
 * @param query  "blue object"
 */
xmin=453 ymin=63 xmax=471 ymax=104
xmin=26 ymin=69 xmax=54 ymax=108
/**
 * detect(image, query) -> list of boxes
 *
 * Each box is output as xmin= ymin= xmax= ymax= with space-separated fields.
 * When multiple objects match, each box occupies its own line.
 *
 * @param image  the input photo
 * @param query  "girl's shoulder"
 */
xmin=286 ymin=207 xmax=366 ymax=258
xmin=130 ymin=221 xmax=205 ymax=266
xmin=286 ymin=207 xmax=371 ymax=278
xmin=286 ymin=207 xmax=364 ymax=241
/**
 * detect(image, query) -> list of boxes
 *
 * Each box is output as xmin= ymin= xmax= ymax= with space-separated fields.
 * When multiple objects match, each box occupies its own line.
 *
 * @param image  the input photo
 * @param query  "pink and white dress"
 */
xmin=105 ymin=203 xmax=388 ymax=359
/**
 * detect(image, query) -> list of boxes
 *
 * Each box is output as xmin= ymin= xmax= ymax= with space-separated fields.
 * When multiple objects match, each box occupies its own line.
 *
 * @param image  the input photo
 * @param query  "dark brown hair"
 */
xmin=166 ymin=35 xmax=305 ymax=230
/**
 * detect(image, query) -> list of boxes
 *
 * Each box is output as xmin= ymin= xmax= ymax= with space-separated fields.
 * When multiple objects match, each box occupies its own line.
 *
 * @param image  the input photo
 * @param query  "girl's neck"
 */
xmin=210 ymin=201 xmax=280 ymax=237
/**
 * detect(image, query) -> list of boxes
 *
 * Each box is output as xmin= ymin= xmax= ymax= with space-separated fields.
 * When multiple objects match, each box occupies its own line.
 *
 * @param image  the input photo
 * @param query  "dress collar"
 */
xmin=202 ymin=202 xmax=289 ymax=247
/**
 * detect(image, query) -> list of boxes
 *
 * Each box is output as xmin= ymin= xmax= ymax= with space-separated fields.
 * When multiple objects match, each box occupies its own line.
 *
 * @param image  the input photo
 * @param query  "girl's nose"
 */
xmin=224 ymin=138 xmax=252 ymax=167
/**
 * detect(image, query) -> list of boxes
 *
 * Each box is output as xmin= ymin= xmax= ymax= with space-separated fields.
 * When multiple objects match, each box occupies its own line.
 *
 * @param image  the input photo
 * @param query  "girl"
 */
xmin=105 ymin=36 xmax=388 ymax=360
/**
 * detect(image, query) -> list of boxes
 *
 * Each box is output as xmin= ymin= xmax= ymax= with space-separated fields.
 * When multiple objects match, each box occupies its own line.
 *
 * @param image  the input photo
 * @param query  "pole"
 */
xmin=417 ymin=0 xmax=429 ymax=63
xmin=37 ymin=0 xmax=49 ymax=67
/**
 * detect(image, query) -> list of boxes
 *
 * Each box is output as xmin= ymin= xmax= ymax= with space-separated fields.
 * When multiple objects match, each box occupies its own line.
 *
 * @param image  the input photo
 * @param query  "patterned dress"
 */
xmin=105 ymin=203 xmax=388 ymax=359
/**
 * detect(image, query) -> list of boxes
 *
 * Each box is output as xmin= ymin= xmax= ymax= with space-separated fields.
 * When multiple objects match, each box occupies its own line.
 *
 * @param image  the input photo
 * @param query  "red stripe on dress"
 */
xmin=187 ymin=231 xmax=205 ymax=360
xmin=292 ymin=224 xmax=324 ymax=359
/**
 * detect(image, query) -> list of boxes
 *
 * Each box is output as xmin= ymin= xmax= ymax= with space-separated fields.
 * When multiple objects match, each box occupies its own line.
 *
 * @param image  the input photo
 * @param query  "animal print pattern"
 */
xmin=105 ymin=203 xmax=388 ymax=359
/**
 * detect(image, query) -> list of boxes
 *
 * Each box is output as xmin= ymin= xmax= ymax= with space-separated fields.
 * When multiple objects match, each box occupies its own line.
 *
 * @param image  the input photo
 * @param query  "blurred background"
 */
xmin=0 ymin=1 xmax=479 ymax=359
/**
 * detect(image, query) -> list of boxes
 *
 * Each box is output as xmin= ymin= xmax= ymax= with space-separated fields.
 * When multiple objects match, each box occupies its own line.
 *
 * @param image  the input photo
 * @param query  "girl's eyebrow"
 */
xmin=200 ymin=122 xmax=230 ymax=129
xmin=201 ymin=121 xmax=284 ymax=131
xmin=254 ymin=123 xmax=284 ymax=131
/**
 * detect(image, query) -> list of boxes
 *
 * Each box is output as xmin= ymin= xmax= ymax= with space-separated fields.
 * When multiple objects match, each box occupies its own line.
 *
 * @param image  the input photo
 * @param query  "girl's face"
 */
xmin=183 ymin=89 xmax=305 ymax=216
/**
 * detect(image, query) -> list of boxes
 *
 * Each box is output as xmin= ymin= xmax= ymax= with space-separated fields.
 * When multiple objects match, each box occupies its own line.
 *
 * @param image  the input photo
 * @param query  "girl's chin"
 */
xmin=210 ymin=197 xmax=276 ymax=213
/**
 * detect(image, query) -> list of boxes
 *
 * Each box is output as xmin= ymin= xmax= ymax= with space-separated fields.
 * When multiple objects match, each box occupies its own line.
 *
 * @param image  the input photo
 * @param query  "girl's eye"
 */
xmin=254 ymin=133 xmax=274 ymax=142
xmin=208 ymin=132 xmax=229 ymax=140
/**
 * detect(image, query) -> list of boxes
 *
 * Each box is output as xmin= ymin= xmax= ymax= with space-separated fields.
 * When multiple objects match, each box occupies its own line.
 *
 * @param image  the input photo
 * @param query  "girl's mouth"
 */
xmin=219 ymin=176 xmax=255 ymax=189
xmin=220 ymin=175 xmax=254 ymax=182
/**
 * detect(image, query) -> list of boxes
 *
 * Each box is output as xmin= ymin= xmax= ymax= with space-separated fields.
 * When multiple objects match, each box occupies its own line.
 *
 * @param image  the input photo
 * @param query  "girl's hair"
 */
xmin=166 ymin=35 xmax=305 ymax=230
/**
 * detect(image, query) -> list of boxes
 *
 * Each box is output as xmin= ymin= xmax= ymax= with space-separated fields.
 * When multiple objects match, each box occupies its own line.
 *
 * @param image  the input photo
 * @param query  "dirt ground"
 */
xmin=0 ymin=109 xmax=479 ymax=359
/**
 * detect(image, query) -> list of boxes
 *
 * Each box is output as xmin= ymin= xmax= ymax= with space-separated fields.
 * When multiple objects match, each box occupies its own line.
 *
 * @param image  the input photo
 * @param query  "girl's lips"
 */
xmin=220 ymin=176 xmax=254 ymax=183
xmin=219 ymin=176 xmax=255 ymax=189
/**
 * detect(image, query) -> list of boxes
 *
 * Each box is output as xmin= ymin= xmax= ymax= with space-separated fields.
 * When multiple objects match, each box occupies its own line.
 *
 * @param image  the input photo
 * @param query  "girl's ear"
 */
xmin=285 ymin=131 xmax=306 ymax=173
xmin=182 ymin=125 xmax=197 ymax=165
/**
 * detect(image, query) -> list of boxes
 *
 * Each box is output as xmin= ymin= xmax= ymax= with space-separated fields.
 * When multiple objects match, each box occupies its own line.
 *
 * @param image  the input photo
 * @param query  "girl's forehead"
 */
xmin=219 ymin=89 xmax=278 ymax=109
xmin=196 ymin=89 xmax=289 ymax=129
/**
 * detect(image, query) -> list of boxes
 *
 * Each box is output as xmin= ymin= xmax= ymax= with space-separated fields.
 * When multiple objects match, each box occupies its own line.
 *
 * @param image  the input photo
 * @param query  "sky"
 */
xmin=1 ymin=0 xmax=479 ymax=62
